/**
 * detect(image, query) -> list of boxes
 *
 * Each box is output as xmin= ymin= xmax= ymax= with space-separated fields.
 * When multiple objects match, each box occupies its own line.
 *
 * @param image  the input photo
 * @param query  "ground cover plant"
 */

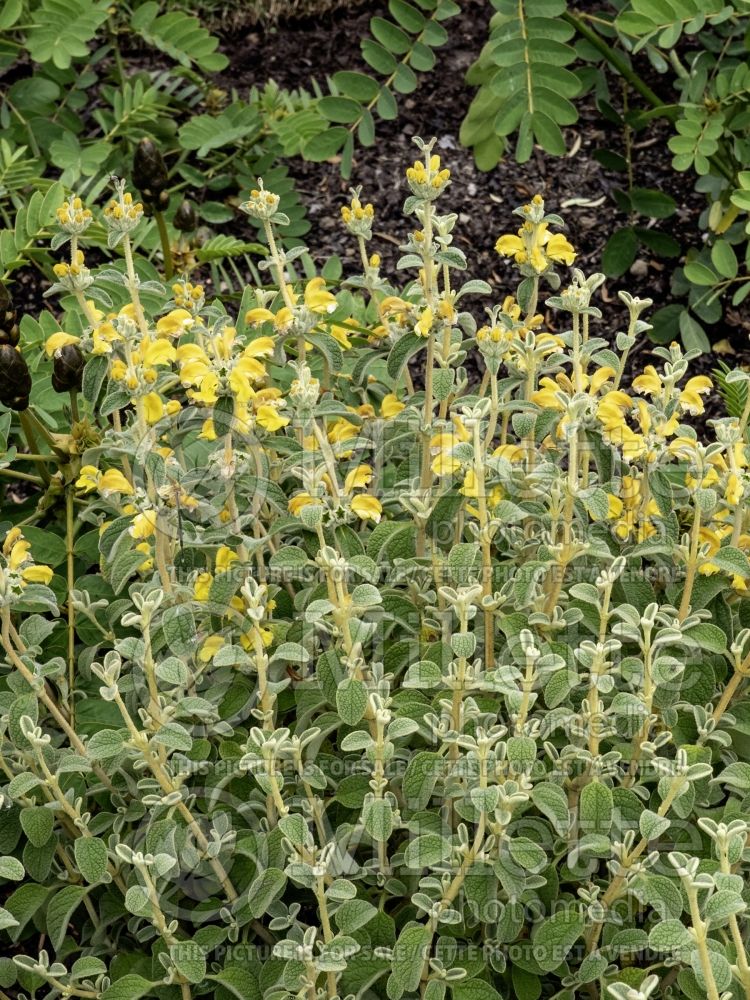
xmin=0 ymin=137 xmax=750 ymax=1000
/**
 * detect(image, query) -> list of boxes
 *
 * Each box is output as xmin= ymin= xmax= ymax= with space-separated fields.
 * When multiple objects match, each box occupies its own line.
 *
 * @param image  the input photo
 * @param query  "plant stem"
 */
xmin=154 ymin=210 xmax=174 ymax=280
xmin=563 ymin=10 xmax=667 ymax=110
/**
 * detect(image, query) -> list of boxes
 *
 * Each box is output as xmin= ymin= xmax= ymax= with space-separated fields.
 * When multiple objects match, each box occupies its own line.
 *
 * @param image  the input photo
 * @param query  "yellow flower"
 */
xmin=344 ymin=464 xmax=373 ymax=493
xmin=493 ymin=444 xmax=524 ymax=463
xmin=143 ymin=392 xmax=166 ymax=424
xmin=7 ymin=538 xmax=31 ymax=572
xmin=99 ymin=469 xmax=134 ymax=495
xmin=76 ymin=465 xmax=102 ymax=493
xmin=130 ymin=510 xmax=158 ymax=539
xmin=328 ymin=418 xmax=359 ymax=445
xmin=350 ymin=495 xmax=382 ymax=522
xmin=2 ymin=530 xmax=54 ymax=586
xmin=2 ymin=527 xmax=23 ymax=557
xmin=679 ymin=376 xmax=713 ymax=415
xmin=304 ymin=277 xmax=337 ymax=314
xmin=199 ymin=419 xmax=217 ymax=441
xmin=141 ymin=337 xmax=177 ymax=367
xmin=256 ymin=404 xmax=289 ymax=432
xmin=726 ymin=472 xmax=743 ymax=506
xmin=216 ymin=546 xmax=238 ymax=573
xmin=194 ymin=572 xmax=213 ymax=601
xmin=135 ymin=542 xmax=153 ymax=572
xmin=245 ymin=307 xmax=276 ymax=326
xmin=91 ymin=321 xmax=122 ymax=355
xmin=496 ymin=214 xmax=575 ymax=273
xmin=289 ymin=493 xmax=322 ymax=516
xmin=199 ymin=636 xmax=225 ymax=662
xmin=156 ymin=309 xmax=193 ymax=338
xmin=45 ymin=331 xmax=80 ymax=356
xmin=606 ymin=475 xmax=659 ymax=541
xmin=21 ymin=564 xmax=54 ymax=585
xmin=460 ymin=469 xmax=478 ymax=497
xmin=633 ymin=366 xmax=712 ymax=415
xmin=381 ymin=393 xmax=405 ymax=419
xmin=415 ymin=307 xmax=433 ymax=338
xmin=432 ymin=451 xmax=461 ymax=476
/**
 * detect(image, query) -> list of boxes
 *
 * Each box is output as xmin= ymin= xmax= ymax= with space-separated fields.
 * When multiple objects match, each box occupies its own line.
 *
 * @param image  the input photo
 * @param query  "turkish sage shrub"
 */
xmin=1 ymin=138 xmax=750 ymax=1000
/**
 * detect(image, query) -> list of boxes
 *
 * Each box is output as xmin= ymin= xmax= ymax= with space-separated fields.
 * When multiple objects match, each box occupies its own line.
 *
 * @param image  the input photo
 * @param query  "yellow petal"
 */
xmin=256 ymin=404 xmax=289 ymax=432
xmin=199 ymin=636 xmax=225 ymax=662
xmin=45 ymin=332 xmax=80 ymax=356
xmin=350 ymin=494 xmax=382 ymax=522
xmin=21 ymin=564 xmax=54 ymax=585
xmin=344 ymin=464 xmax=373 ymax=493
xmin=143 ymin=392 xmax=165 ymax=424
xmin=98 ymin=469 xmax=134 ymax=495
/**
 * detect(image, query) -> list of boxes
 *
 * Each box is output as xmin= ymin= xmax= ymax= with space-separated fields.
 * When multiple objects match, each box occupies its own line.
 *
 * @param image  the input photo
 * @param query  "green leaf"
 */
xmin=336 ymin=677 xmax=369 ymax=726
xmin=170 ymin=941 xmax=207 ymax=984
xmin=532 ymin=910 xmax=585 ymax=971
xmin=247 ymin=868 xmax=286 ymax=918
xmin=335 ymin=898 xmax=378 ymax=933
xmin=370 ymin=17 xmax=412 ymax=54
xmin=531 ymin=782 xmax=570 ymax=836
xmin=162 ymin=605 xmax=196 ymax=657
xmin=508 ymin=837 xmax=547 ymax=872
xmin=648 ymin=919 xmax=693 ymax=952
xmin=711 ymin=240 xmax=738 ymax=279
xmin=332 ymin=71 xmax=381 ymax=102
xmin=403 ymin=834 xmax=451 ymax=869
xmin=452 ymin=982 xmax=504 ymax=1000
xmin=87 ymin=729 xmax=126 ymax=761
xmin=209 ymin=967 xmax=261 ymax=1000
xmin=713 ymin=762 xmax=750 ymax=792
xmin=387 ymin=333 xmax=424 ymax=380
xmin=579 ymin=781 xmax=613 ymax=834
xmin=0 ymin=856 xmax=24 ymax=881
xmin=101 ymin=974 xmax=156 ymax=1000
xmin=683 ymin=261 xmax=718 ymax=286
xmin=602 ymin=227 xmax=637 ymax=278
xmin=629 ymin=187 xmax=676 ymax=219
xmin=20 ymin=806 xmax=54 ymax=848
xmin=683 ymin=623 xmax=727 ymax=654
xmin=47 ymin=884 xmax=89 ymax=950
xmin=679 ymin=312 xmax=710 ymax=353
xmin=389 ymin=925 xmax=431 ymax=997
xmin=318 ymin=97 xmax=363 ymax=124
xmin=402 ymin=751 xmax=442 ymax=809
xmin=363 ymin=798 xmax=394 ymax=843
xmin=710 ymin=545 xmax=750 ymax=579
xmin=302 ymin=127 xmax=349 ymax=162
xmin=74 ymin=837 xmax=109 ymax=884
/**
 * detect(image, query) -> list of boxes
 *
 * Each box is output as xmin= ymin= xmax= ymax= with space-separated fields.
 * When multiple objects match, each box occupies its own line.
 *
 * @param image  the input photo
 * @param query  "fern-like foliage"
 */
xmin=295 ymin=0 xmax=460 ymax=177
xmin=616 ymin=0 xmax=729 ymax=52
xmin=130 ymin=2 xmax=229 ymax=73
xmin=712 ymin=361 xmax=749 ymax=420
xmin=0 ymin=183 xmax=65 ymax=279
xmin=24 ymin=0 xmax=110 ymax=69
xmin=0 ymin=142 xmax=42 ymax=201
xmin=462 ymin=0 xmax=580 ymax=169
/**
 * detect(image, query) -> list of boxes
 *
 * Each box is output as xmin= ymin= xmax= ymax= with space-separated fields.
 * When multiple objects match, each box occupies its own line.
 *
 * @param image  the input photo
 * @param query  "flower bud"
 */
xmin=133 ymin=138 xmax=169 ymax=210
xmin=0 ymin=283 xmax=19 ymax=347
xmin=0 ymin=345 xmax=32 ymax=411
xmin=52 ymin=344 xmax=85 ymax=393
xmin=173 ymin=199 xmax=197 ymax=233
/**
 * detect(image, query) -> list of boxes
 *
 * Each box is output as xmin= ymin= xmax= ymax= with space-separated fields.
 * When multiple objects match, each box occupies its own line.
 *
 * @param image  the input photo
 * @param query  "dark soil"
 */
xmin=221 ymin=0 xmax=750 ymax=410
